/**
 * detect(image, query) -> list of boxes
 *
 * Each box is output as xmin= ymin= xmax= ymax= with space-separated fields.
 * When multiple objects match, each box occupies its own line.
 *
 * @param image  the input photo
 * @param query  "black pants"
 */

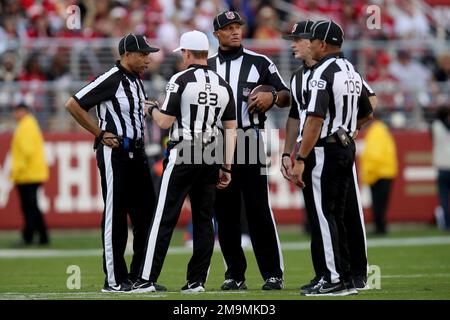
xmin=140 ymin=148 xmax=219 ymax=284
xmin=303 ymin=164 xmax=368 ymax=279
xmin=215 ymin=130 xmax=284 ymax=282
xmin=344 ymin=164 xmax=368 ymax=277
xmin=96 ymin=144 xmax=155 ymax=286
xmin=370 ymin=178 xmax=393 ymax=234
xmin=17 ymin=183 xmax=48 ymax=244
xmin=302 ymin=141 xmax=355 ymax=283
xmin=437 ymin=170 xmax=450 ymax=229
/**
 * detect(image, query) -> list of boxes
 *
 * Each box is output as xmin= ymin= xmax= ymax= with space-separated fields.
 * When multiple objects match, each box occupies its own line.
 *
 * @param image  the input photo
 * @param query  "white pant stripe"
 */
xmin=141 ymin=149 xmax=177 ymax=280
xmin=312 ymin=147 xmax=340 ymax=283
xmin=103 ymin=146 xmax=116 ymax=286
xmin=352 ymin=163 xmax=369 ymax=272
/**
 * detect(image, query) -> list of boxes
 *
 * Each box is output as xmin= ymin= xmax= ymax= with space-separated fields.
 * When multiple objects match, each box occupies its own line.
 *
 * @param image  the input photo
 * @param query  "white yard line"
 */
xmin=382 ymin=273 xmax=450 ymax=278
xmin=0 ymin=290 xmax=301 ymax=299
xmin=1 ymin=236 xmax=450 ymax=259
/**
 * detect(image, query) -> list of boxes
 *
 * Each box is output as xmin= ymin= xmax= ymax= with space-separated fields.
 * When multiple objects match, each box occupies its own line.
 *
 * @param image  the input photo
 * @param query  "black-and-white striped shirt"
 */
xmin=306 ymin=52 xmax=375 ymax=138
xmin=160 ymin=64 xmax=235 ymax=144
xmin=208 ymin=46 xmax=288 ymax=129
xmin=288 ymin=64 xmax=312 ymax=142
xmin=73 ymin=61 xmax=147 ymax=140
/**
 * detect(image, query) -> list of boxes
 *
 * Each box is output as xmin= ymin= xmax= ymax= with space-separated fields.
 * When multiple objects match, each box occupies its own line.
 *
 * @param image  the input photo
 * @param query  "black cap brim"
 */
xmin=140 ymin=46 xmax=160 ymax=53
xmin=216 ymin=20 xmax=245 ymax=31
xmin=282 ymin=33 xmax=311 ymax=40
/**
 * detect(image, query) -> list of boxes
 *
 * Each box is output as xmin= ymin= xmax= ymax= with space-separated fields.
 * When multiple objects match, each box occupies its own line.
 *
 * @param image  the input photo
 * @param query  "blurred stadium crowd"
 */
xmin=0 ymin=0 xmax=449 ymax=133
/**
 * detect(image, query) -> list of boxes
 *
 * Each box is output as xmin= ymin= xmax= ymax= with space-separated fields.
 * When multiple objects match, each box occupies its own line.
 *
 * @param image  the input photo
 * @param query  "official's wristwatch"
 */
xmin=271 ymin=89 xmax=278 ymax=106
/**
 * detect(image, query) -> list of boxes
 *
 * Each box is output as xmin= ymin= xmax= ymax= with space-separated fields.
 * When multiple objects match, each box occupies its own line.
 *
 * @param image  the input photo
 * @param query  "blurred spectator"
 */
xmin=26 ymin=8 xmax=52 ymax=38
xmin=45 ymin=54 xmax=70 ymax=82
xmin=340 ymin=0 xmax=364 ymax=40
xmin=18 ymin=53 xmax=46 ymax=82
xmin=193 ymin=0 xmax=221 ymax=34
xmin=431 ymin=106 xmax=450 ymax=231
xmin=253 ymin=5 xmax=281 ymax=40
xmin=92 ymin=0 xmax=114 ymax=37
xmin=108 ymin=6 xmax=130 ymax=37
xmin=366 ymin=51 xmax=399 ymax=108
xmin=388 ymin=49 xmax=431 ymax=107
xmin=18 ymin=53 xmax=47 ymax=111
xmin=0 ymin=14 xmax=27 ymax=53
xmin=294 ymin=0 xmax=340 ymax=20
xmin=155 ymin=15 xmax=181 ymax=53
xmin=0 ymin=51 xmax=19 ymax=112
xmin=10 ymin=103 xmax=50 ymax=246
xmin=360 ymin=118 xmax=398 ymax=235
xmin=0 ymin=50 xmax=19 ymax=81
xmin=434 ymin=52 xmax=450 ymax=82
xmin=392 ymin=0 xmax=430 ymax=39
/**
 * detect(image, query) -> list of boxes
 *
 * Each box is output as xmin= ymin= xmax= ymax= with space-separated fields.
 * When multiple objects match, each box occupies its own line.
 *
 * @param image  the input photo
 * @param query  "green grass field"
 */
xmin=1 ymin=225 xmax=450 ymax=300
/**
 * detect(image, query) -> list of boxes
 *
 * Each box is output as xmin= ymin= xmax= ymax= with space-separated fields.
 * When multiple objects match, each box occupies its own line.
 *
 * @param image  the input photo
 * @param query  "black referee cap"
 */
xmin=307 ymin=20 xmax=344 ymax=46
xmin=282 ymin=20 xmax=314 ymax=40
xmin=118 ymin=34 xmax=160 ymax=55
xmin=213 ymin=11 xmax=245 ymax=31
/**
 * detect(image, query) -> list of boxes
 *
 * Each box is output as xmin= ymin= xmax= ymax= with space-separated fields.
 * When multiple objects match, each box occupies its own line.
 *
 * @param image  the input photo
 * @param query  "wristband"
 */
xmin=93 ymin=130 xmax=105 ymax=150
xmin=149 ymin=104 xmax=159 ymax=116
xmin=295 ymin=154 xmax=307 ymax=162
xmin=282 ymin=153 xmax=291 ymax=158
xmin=221 ymin=166 xmax=232 ymax=173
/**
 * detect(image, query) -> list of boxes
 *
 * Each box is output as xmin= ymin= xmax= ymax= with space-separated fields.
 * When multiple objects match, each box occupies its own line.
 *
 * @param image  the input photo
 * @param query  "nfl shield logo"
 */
xmin=292 ymin=24 xmax=298 ymax=33
xmin=243 ymin=87 xmax=251 ymax=97
xmin=225 ymin=11 xmax=235 ymax=20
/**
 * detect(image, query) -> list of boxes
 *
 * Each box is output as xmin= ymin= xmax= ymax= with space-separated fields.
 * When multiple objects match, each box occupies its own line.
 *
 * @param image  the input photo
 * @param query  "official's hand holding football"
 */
xmin=248 ymin=92 xmax=274 ymax=114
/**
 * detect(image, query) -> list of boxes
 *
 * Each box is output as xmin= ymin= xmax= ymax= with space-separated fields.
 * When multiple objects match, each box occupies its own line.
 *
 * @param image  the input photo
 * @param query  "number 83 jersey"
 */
xmin=160 ymin=64 xmax=236 ymax=144
xmin=306 ymin=52 xmax=374 ymax=138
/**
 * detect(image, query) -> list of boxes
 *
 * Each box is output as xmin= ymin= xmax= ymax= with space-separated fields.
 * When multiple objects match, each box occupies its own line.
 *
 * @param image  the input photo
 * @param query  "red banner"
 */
xmin=0 ymin=131 xmax=438 ymax=229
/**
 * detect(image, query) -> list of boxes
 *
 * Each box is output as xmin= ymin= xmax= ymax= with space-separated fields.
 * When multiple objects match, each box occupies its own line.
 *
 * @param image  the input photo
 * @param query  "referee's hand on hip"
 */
xmin=102 ymin=131 xmax=120 ymax=148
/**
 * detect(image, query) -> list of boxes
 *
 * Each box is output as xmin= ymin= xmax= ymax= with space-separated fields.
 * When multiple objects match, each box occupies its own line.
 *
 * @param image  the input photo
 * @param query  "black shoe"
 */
xmin=300 ymin=276 xmax=324 ymax=295
xmin=305 ymin=280 xmax=357 ymax=296
xmin=181 ymin=281 xmax=205 ymax=293
xmin=353 ymin=275 xmax=370 ymax=290
xmin=221 ymin=279 xmax=247 ymax=291
xmin=101 ymin=280 xmax=133 ymax=293
xmin=344 ymin=278 xmax=359 ymax=295
xmin=262 ymin=277 xmax=283 ymax=290
xmin=131 ymin=278 xmax=167 ymax=293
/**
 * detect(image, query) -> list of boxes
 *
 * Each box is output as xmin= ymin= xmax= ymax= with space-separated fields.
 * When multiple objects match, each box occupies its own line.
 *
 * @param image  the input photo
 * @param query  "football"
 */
xmin=249 ymin=84 xmax=276 ymax=101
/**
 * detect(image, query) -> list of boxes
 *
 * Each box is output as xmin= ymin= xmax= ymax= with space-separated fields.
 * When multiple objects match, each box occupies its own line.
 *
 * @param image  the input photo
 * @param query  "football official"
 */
xmin=291 ymin=20 xmax=370 ymax=296
xmin=132 ymin=31 xmax=237 ymax=293
xmin=66 ymin=34 xmax=159 ymax=292
xmin=281 ymin=21 xmax=376 ymax=294
xmin=208 ymin=10 xmax=290 ymax=290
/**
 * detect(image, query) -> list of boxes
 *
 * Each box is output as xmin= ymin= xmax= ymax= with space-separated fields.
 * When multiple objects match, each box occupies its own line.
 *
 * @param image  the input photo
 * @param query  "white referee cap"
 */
xmin=173 ymin=30 xmax=209 ymax=52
